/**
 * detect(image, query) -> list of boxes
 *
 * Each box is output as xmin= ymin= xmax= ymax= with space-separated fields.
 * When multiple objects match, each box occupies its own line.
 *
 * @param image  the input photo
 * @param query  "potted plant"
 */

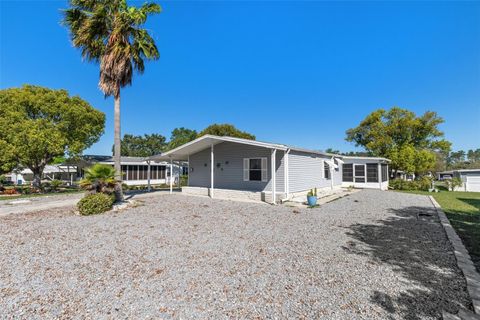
xmin=307 ymin=188 xmax=317 ymax=206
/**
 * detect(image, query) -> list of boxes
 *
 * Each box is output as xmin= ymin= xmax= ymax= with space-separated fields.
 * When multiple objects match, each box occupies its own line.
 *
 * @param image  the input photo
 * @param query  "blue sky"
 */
xmin=1 ymin=1 xmax=479 ymax=155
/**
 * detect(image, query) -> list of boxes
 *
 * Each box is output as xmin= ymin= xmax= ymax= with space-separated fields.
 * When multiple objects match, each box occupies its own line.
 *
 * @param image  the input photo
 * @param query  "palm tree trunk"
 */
xmin=113 ymin=92 xmax=124 ymax=202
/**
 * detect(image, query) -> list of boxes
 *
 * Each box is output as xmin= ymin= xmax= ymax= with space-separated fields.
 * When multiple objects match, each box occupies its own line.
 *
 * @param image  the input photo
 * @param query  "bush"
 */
xmin=77 ymin=193 xmax=114 ymax=216
xmin=389 ymin=177 xmax=433 ymax=191
xmin=50 ymin=179 xmax=63 ymax=191
xmin=447 ymin=177 xmax=463 ymax=191
xmin=418 ymin=176 xmax=433 ymax=191
xmin=80 ymin=164 xmax=117 ymax=194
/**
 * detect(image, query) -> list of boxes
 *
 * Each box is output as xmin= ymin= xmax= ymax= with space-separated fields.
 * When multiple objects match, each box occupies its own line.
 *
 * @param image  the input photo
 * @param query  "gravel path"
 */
xmin=0 ymin=190 xmax=472 ymax=319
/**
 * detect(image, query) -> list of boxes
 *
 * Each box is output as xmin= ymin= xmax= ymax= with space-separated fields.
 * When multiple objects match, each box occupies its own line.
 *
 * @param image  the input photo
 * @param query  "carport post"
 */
xmin=147 ymin=160 xmax=151 ymax=192
xmin=169 ymin=158 xmax=173 ymax=194
xmin=330 ymin=157 xmax=334 ymax=190
xmin=210 ymin=143 xmax=214 ymax=198
xmin=271 ymin=149 xmax=276 ymax=204
xmin=378 ymin=163 xmax=382 ymax=189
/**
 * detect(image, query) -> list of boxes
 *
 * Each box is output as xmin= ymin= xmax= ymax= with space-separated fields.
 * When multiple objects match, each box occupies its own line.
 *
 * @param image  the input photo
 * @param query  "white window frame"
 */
xmin=243 ymin=157 xmax=268 ymax=182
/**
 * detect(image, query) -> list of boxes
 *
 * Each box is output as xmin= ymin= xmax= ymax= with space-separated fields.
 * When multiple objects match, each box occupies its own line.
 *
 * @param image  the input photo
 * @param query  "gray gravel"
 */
xmin=0 ymin=190 xmax=472 ymax=319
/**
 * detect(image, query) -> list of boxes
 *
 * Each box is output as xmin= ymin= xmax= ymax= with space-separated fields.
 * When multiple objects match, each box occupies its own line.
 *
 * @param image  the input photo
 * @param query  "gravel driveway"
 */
xmin=0 ymin=190 xmax=472 ymax=319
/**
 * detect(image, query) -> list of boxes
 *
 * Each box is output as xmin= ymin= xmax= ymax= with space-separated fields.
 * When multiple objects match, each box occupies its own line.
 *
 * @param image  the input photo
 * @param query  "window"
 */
xmin=381 ymin=164 xmax=388 ymax=182
xmin=243 ymin=158 xmax=267 ymax=182
xmin=366 ymin=163 xmax=378 ymax=183
xmin=343 ymin=164 xmax=353 ymax=182
xmin=354 ymin=164 xmax=365 ymax=183
xmin=324 ymin=162 xmax=331 ymax=180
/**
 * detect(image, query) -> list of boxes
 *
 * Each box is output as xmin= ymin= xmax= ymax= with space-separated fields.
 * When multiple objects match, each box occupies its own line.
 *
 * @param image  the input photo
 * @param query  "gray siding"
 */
xmin=288 ymin=151 xmax=341 ymax=193
xmin=188 ymin=142 xmax=285 ymax=192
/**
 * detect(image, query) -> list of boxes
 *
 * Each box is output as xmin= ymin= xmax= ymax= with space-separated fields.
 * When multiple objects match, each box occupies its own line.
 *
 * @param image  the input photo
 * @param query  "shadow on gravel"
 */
xmin=342 ymin=205 xmax=472 ymax=319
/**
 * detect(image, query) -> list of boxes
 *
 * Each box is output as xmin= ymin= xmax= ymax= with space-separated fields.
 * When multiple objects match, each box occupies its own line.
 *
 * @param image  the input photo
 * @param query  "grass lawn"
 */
xmin=399 ymin=189 xmax=480 ymax=271
xmin=0 ymin=190 xmax=83 ymax=201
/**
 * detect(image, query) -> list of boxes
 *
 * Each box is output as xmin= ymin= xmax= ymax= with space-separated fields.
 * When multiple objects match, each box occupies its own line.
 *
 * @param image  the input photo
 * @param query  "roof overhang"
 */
xmin=148 ymin=135 xmax=288 ymax=162
xmin=342 ymin=156 xmax=391 ymax=163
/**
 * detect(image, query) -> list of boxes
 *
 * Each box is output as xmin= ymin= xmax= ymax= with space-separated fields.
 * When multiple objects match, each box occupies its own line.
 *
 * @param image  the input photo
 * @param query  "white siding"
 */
xmin=287 ymin=151 xmax=341 ymax=193
xmin=188 ymin=142 xmax=285 ymax=192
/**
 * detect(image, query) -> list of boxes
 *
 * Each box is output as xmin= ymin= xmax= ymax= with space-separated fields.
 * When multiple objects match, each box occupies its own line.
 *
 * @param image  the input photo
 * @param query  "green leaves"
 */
xmin=114 ymin=133 xmax=167 ymax=156
xmin=198 ymin=124 xmax=256 ymax=140
xmin=346 ymin=107 xmax=451 ymax=175
xmin=0 ymin=85 xmax=105 ymax=174
xmin=62 ymin=0 xmax=161 ymax=97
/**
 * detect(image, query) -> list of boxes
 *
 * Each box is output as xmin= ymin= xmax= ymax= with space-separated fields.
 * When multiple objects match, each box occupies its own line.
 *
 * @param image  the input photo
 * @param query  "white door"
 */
xmin=466 ymin=175 xmax=480 ymax=192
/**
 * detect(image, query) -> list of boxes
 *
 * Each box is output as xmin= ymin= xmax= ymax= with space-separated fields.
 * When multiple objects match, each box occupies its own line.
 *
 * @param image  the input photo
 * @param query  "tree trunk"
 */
xmin=113 ymin=93 xmax=124 ymax=202
xmin=32 ymin=167 xmax=44 ymax=189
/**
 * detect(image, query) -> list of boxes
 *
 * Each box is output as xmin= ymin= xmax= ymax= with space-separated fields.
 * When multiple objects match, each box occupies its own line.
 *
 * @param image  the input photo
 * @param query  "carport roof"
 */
xmin=147 ymin=135 xmax=339 ymax=162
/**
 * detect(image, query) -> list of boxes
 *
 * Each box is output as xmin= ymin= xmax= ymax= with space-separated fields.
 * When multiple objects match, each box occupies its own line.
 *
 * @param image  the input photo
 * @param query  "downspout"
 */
xmin=147 ymin=160 xmax=151 ymax=192
xmin=281 ymin=149 xmax=290 ymax=202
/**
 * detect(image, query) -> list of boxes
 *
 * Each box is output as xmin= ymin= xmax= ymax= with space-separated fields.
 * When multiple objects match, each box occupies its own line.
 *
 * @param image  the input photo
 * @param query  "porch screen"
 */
xmin=381 ymin=164 xmax=388 ymax=182
xmin=366 ymin=163 xmax=378 ymax=183
xmin=354 ymin=165 xmax=365 ymax=183
xmin=342 ymin=164 xmax=353 ymax=182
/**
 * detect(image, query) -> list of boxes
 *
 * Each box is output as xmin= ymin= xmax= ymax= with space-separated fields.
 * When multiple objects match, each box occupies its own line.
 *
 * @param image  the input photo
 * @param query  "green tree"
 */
xmin=113 ymin=133 xmax=166 ymax=157
xmin=168 ymin=127 xmax=198 ymax=150
xmin=346 ymin=107 xmax=451 ymax=176
xmin=0 ymin=85 xmax=105 ymax=187
xmin=63 ymin=0 xmax=161 ymax=201
xmin=198 ymin=124 xmax=256 ymax=140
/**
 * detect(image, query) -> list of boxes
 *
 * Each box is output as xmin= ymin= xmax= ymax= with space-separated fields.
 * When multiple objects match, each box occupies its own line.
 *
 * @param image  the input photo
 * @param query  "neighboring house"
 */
xmin=453 ymin=169 xmax=480 ymax=192
xmin=437 ymin=170 xmax=454 ymax=180
xmin=80 ymin=155 xmax=185 ymax=186
xmin=390 ymin=170 xmax=416 ymax=181
xmin=148 ymin=135 xmax=390 ymax=203
xmin=7 ymin=165 xmax=79 ymax=185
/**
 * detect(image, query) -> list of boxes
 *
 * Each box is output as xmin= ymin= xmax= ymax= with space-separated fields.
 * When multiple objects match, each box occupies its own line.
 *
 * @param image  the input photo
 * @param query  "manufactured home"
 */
xmin=149 ymin=135 xmax=390 ymax=203
xmin=453 ymin=169 xmax=480 ymax=192
xmin=80 ymin=155 xmax=185 ymax=186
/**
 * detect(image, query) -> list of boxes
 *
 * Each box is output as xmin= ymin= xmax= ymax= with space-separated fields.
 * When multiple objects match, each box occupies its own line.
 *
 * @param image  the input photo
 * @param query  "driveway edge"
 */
xmin=429 ymin=195 xmax=480 ymax=315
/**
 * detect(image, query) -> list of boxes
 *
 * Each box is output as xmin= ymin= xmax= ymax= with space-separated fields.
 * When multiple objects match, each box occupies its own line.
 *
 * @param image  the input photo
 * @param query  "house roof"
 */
xmin=454 ymin=169 xmax=480 ymax=173
xmin=148 ymin=135 xmax=360 ymax=162
xmin=342 ymin=156 xmax=391 ymax=163
xmin=82 ymin=155 xmax=171 ymax=165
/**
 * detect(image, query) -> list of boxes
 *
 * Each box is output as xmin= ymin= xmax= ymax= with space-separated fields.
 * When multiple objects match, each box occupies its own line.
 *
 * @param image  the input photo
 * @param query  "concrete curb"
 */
xmin=429 ymin=196 xmax=480 ymax=315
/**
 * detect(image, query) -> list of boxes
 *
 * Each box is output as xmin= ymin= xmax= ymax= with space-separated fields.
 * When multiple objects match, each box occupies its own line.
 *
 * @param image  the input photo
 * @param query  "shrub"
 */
xmin=50 ymin=179 xmax=63 ymax=191
xmin=449 ymin=177 xmax=463 ymax=191
xmin=80 ymin=164 xmax=117 ymax=194
xmin=418 ymin=176 xmax=433 ymax=191
xmin=3 ymin=188 xmax=18 ymax=195
xmin=389 ymin=179 xmax=423 ymax=191
xmin=77 ymin=193 xmax=114 ymax=216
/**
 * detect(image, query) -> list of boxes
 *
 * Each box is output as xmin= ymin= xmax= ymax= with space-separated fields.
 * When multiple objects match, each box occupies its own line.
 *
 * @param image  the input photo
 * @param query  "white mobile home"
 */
xmin=453 ymin=169 xmax=480 ymax=192
xmin=149 ymin=135 xmax=389 ymax=203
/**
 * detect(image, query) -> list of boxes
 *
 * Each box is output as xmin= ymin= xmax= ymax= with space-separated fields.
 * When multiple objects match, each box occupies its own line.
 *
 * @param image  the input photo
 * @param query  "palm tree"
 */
xmin=63 ymin=0 xmax=161 ymax=201
xmin=80 ymin=164 xmax=117 ymax=194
